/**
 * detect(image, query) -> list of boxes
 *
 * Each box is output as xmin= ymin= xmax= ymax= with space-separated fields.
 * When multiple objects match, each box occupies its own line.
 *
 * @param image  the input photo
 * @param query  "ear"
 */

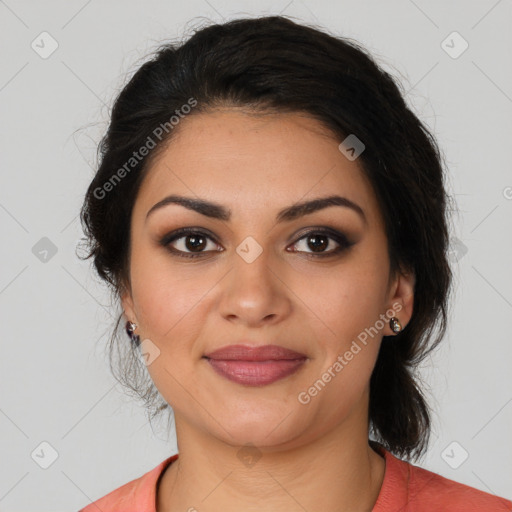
xmin=384 ymin=267 xmax=415 ymax=336
xmin=120 ymin=283 xmax=137 ymax=326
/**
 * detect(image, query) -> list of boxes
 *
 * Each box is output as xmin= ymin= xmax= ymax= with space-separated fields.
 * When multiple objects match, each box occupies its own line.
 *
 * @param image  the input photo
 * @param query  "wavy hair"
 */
xmin=78 ymin=15 xmax=452 ymax=461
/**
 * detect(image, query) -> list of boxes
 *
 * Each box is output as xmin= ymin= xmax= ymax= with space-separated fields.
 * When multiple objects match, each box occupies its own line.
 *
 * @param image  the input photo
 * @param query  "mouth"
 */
xmin=203 ymin=344 xmax=307 ymax=361
xmin=202 ymin=344 xmax=308 ymax=386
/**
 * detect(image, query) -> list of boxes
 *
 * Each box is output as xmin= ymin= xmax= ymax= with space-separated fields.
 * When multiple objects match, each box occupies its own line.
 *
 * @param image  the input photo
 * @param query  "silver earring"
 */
xmin=389 ymin=317 xmax=402 ymax=334
xmin=126 ymin=320 xmax=140 ymax=345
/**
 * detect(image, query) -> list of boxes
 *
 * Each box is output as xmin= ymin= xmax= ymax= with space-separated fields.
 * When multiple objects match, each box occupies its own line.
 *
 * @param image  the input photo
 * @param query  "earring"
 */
xmin=389 ymin=317 xmax=402 ymax=334
xmin=126 ymin=320 xmax=141 ymax=345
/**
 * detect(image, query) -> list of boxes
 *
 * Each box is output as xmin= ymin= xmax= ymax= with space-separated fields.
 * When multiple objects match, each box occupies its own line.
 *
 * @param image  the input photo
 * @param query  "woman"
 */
xmin=77 ymin=15 xmax=512 ymax=511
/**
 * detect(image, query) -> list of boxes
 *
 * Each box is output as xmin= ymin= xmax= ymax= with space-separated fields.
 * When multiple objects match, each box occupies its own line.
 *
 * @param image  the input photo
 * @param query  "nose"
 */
xmin=218 ymin=247 xmax=292 ymax=328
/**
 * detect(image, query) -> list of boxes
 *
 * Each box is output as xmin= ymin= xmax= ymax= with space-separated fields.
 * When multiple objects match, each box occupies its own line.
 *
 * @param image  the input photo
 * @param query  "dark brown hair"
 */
xmin=78 ymin=15 xmax=452 ymax=461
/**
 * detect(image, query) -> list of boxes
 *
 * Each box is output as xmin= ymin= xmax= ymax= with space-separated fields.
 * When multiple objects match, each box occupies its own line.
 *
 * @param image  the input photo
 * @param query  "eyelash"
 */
xmin=159 ymin=227 xmax=353 ymax=260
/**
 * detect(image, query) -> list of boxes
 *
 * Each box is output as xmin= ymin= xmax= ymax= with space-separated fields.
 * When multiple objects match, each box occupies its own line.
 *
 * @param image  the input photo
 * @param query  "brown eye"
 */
xmin=304 ymin=233 xmax=330 ymax=252
xmin=180 ymin=233 xmax=208 ymax=252
xmin=160 ymin=228 xmax=222 ymax=258
xmin=160 ymin=227 xmax=352 ymax=260
xmin=288 ymin=229 xmax=352 ymax=257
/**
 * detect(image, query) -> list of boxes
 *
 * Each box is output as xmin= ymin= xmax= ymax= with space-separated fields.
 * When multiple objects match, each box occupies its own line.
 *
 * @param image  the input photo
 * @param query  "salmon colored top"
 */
xmin=78 ymin=444 xmax=512 ymax=511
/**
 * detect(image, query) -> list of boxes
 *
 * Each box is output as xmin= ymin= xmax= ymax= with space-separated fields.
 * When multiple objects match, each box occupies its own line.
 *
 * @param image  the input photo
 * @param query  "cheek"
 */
xmin=307 ymin=272 xmax=386 ymax=411
xmin=129 ymin=247 xmax=208 ymax=341
xmin=314 ymin=259 xmax=389 ymax=333
xmin=307 ymin=254 xmax=389 ymax=390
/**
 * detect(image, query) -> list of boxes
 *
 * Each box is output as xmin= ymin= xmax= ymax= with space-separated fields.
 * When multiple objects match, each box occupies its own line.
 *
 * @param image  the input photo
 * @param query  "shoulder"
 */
xmin=78 ymin=454 xmax=178 ymax=512
xmin=407 ymin=461 xmax=512 ymax=511
xmin=376 ymin=446 xmax=512 ymax=511
xmin=371 ymin=443 xmax=512 ymax=511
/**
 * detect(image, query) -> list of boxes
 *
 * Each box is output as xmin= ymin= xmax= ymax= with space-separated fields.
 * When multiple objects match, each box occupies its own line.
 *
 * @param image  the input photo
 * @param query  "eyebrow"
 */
xmin=145 ymin=194 xmax=366 ymax=224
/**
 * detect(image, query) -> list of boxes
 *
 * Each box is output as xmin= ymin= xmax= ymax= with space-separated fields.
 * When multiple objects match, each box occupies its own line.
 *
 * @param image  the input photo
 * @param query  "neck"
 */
xmin=157 ymin=401 xmax=386 ymax=512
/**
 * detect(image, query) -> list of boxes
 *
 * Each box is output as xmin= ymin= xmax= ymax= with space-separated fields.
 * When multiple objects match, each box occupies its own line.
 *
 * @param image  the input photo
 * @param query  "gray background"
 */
xmin=1 ymin=0 xmax=511 ymax=510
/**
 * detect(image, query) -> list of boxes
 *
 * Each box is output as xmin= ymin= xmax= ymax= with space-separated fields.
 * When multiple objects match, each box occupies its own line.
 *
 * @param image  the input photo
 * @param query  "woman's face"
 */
xmin=122 ymin=109 xmax=414 ymax=450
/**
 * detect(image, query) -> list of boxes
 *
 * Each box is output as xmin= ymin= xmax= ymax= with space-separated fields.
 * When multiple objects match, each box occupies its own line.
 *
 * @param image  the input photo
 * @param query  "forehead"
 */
xmin=134 ymin=109 xmax=380 ymax=225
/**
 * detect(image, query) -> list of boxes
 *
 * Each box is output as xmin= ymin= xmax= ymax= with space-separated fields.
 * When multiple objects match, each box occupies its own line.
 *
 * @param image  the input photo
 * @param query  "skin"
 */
xmin=121 ymin=108 xmax=414 ymax=512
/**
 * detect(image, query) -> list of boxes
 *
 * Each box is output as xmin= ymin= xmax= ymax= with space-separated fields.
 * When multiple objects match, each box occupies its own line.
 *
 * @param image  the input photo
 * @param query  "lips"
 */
xmin=203 ymin=344 xmax=308 ymax=386
xmin=204 ymin=344 xmax=307 ymax=361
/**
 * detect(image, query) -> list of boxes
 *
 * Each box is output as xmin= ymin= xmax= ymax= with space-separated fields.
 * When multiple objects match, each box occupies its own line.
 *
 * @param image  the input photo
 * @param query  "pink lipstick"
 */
xmin=203 ymin=344 xmax=307 ymax=386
